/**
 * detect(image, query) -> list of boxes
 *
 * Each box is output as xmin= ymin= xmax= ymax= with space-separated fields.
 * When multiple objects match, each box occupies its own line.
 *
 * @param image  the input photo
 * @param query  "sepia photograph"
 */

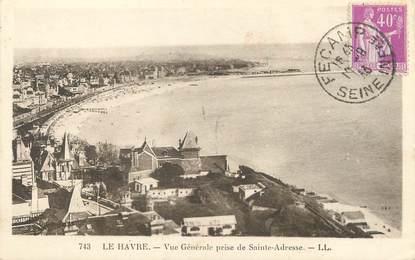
xmin=2 ymin=0 xmax=412 ymax=252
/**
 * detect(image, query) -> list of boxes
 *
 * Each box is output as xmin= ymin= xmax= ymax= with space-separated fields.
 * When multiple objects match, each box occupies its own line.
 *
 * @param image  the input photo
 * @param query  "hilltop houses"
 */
xmin=120 ymin=130 xmax=228 ymax=183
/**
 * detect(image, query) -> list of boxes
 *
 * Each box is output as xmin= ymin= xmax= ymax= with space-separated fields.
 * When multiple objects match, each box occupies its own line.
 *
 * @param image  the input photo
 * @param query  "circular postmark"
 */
xmin=314 ymin=22 xmax=396 ymax=104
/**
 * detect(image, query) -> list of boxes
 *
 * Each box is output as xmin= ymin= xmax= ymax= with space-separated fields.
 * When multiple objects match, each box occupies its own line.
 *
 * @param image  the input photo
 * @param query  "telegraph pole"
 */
xmin=97 ymin=183 xmax=101 ymax=216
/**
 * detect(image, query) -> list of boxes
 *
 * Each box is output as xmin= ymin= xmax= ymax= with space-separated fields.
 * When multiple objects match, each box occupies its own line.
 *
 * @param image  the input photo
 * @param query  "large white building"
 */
xmin=133 ymin=177 xmax=159 ymax=194
xmin=181 ymin=215 xmax=237 ymax=236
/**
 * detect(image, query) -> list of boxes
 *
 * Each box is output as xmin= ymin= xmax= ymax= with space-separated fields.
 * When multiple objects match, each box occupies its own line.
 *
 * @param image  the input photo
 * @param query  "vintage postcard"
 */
xmin=0 ymin=0 xmax=414 ymax=259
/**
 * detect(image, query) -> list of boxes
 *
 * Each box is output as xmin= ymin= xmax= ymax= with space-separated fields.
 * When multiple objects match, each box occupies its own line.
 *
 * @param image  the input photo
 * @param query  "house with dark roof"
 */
xmin=245 ymin=189 xmax=278 ymax=212
xmin=123 ymin=130 xmax=228 ymax=184
xmin=142 ymin=210 xmax=180 ymax=235
xmin=73 ymin=209 xmax=179 ymax=236
xmin=78 ymin=212 xmax=151 ymax=236
xmin=36 ymin=147 xmax=57 ymax=181
xmin=126 ymin=140 xmax=159 ymax=182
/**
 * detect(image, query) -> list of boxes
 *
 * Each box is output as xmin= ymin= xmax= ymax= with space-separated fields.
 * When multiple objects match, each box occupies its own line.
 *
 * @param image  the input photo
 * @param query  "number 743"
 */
xmin=79 ymin=243 xmax=91 ymax=250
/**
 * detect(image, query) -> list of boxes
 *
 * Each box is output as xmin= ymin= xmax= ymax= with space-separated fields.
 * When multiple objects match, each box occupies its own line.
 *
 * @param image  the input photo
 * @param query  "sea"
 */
xmin=49 ymin=44 xmax=402 ymax=229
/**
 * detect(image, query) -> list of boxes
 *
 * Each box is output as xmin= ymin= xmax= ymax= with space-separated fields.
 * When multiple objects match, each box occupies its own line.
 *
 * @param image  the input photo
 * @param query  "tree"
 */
xmin=150 ymin=163 xmax=184 ymax=186
xmin=84 ymin=145 xmax=98 ymax=164
xmin=97 ymin=142 xmax=118 ymax=165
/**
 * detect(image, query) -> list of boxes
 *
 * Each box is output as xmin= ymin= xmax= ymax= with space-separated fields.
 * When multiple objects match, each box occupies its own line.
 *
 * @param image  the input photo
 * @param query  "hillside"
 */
xmin=154 ymin=166 xmax=340 ymax=237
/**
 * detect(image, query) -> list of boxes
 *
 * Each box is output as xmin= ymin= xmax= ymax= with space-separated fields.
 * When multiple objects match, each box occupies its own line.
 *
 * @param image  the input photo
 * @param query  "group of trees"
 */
xmin=96 ymin=141 xmax=119 ymax=165
xmin=150 ymin=162 xmax=184 ymax=186
xmin=70 ymin=135 xmax=119 ymax=166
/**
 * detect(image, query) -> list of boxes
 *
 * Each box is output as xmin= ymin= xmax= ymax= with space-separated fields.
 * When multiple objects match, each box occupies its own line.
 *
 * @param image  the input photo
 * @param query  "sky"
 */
xmin=13 ymin=0 xmax=347 ymax=49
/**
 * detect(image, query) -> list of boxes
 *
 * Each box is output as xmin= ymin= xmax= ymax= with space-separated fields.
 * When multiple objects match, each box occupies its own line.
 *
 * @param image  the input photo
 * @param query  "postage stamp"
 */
xmin=352 ymin=4 xmax=407 ymax=73
xmin=314 ymin=22 xmax=395 ymax=103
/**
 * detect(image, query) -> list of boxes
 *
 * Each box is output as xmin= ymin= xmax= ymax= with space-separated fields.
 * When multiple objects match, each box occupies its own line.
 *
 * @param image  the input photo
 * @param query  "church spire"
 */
xmin=61 ymin=132 xmax=71 ymax=161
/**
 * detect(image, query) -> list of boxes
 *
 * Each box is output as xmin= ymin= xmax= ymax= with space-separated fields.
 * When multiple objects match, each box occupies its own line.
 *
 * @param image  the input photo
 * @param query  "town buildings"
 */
xmin=10 ymin=58 xmax=260 ymax=237
xmin=11 ymin=130 xmax=98 ymax=234
xmin=12 ymin=59 xmax=254 ymax=123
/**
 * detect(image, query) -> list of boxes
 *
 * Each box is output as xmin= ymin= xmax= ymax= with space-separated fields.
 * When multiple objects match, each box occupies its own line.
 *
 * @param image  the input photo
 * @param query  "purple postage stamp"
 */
xmin=352 ymin=4 xmax=407 ymax=73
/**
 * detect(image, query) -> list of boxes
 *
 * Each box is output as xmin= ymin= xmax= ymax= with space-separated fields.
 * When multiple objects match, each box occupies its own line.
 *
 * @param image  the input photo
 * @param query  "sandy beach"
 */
xmin=48 ymin=75 xmax=233 ymax=140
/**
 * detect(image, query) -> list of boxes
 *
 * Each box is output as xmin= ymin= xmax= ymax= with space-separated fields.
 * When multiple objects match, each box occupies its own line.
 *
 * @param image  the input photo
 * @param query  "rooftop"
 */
xmin=80 ymin=212 xmax=151 ymax=236
xmin=239 ymin=184 xmax=260 ymax=191
xmin=162 ymin=220 xmax=180 ymax=235
xmin=135 ymin=177 xmax=159 ymax=185
xmin=231 ymin=177 xmax=257 ymax=187
xmin=179 ymin=130 xmax=200 ymax=150
xmin=152 ymin=146 xmax=182 ymax=158
xmin=130 ymin=169 xmax=153 ymax=176
xmin=182 ymin=215 xmax=237 ymax=226
xmin=12 ymin=179 xmax=48 ymax=202
xmin=248 ymin=190 xmax=278 ymax=209
xmin=342 ymin=211 xmax=365 ymax=220
xmin=12 ymin=193 xmax=27 ymax=204
xmin=322 ymin=202 xmax=362 ymax=213
xmin=12 ymin=180 xmax=31 ymax=201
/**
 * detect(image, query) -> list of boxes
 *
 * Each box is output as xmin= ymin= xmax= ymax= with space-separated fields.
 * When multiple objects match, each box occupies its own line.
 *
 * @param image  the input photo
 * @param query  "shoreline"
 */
xmin=47 ymin=75 xmax=236 ymax=139
xmin=47 ymin=74 xmax=401 ymax=237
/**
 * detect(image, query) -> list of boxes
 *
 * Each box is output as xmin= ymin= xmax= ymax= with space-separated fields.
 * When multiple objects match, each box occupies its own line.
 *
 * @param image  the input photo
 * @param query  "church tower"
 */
xmin=56 ymin=132 xmax=73 ymax=181
xmin=178 ymin=130 xmax=201 ymax=159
